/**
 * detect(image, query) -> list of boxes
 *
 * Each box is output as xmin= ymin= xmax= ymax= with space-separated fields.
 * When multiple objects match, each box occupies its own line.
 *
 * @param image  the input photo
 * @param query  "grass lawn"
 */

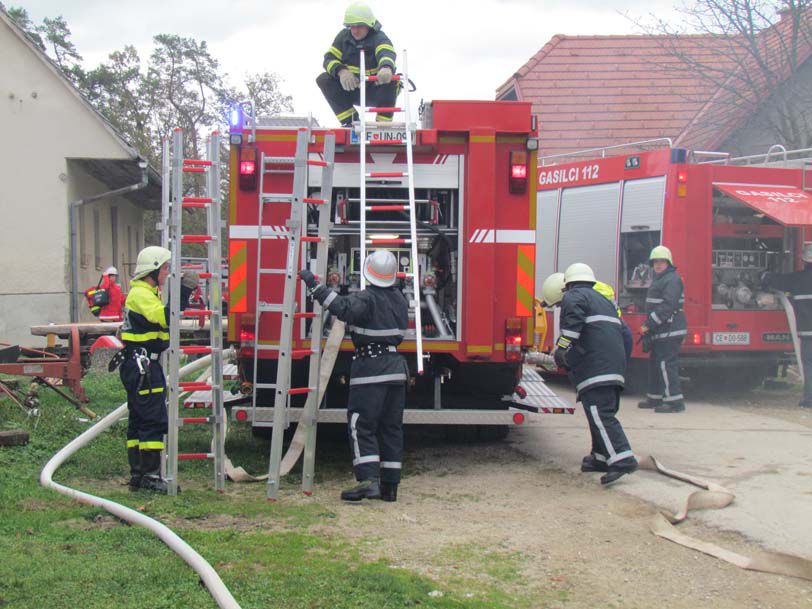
xmin=0 ymin=372 xmax=541 ymax=609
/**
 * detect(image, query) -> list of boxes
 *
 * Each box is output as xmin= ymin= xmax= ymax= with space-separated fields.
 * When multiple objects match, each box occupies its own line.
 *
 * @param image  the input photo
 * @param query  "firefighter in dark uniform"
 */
xmin=316 ymin=2 xmax=398 ymax=126
xmin=543 ymin=264 xmax=638 ymax=484
xmin=638 ymin=245 xmax=687 ymax=413
xmin=762 ymin=242 xmax=812 ymax=408
xmin=118 ymin=246 xmax=197 ymax=492
xmin=299 ymin=250 xmax=409 ymax=501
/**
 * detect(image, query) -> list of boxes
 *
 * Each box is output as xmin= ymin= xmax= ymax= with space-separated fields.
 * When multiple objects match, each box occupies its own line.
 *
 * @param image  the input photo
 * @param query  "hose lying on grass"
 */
xmin=40 ymin=354 xmax=242 ymax=609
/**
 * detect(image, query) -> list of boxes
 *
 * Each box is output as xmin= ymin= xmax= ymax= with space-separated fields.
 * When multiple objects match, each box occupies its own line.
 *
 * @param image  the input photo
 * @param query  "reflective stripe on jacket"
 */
xmin=323 ymin=22 xmax=396 ymax=78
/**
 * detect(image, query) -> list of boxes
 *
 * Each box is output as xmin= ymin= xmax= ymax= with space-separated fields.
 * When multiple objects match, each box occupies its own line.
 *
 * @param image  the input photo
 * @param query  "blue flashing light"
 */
xmin=229 ymin=106 xmax=242 ymax=128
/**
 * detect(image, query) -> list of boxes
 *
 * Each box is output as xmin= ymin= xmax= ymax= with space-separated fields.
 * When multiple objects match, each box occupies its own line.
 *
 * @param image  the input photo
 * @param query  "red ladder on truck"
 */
xmin=358 ymin=48 xmax=424 ymax=373
xmin=250 ymin=127 xmax=337 ymax=499
xmin=165 ymin=129 xmax=227 ymax=496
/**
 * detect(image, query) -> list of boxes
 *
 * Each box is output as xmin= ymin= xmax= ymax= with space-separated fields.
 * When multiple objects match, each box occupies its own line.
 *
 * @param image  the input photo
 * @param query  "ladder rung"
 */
xmin=300 ymin=236 xmax=323 ymax=243
xmin=179 ymin=382 xmax=213 ymax=391
xmin=182 ymin=197 xmax=213 ymax=203
xmin=258 ymin=303 xmax=284 ymax=312
xmin=182 ymin=309 xmax=213 ymax=317
xmin=182 ymin=264 xmax=205 ymax=270
xmin=307 ymin=159 xmax=329 ymax=167
xmin=199 ymin=272 xmax=213 ymax=279
xmin=184 ymin=159 xmax=213 ymax=166
xmin=290 ymin=349 xmax=314 ymax=357
xmin=303 ymin=197 xmax=327 ymax=205
xmin=256 ymin=344 xmax=281 ymax=351
xmin=180 ymin=346 xmax=213 ymax=355
xmin=178 ymin=453 xmax=213 ymax=460
xmin=396 ymin=272 xmax=413 ymax=279
xmin=264 ymin=157 xmax=295 ymax=164
xmin=288 ymin=387 xmax=313 ymax=395
xmin=181 ymin=235 xmax=213 ymax=244
xmin=367 ymin=205 xmax=409 ymax=211
xmin=349 ymin=198 xmax=429 ymax=204
xmin=182 ymin=201 xmax=210 ymax=209
xmin=262 ymin=193 xmax=293 ymax=203
xmin=182 ymin=167 xmax=206 ymax=174
xmin=365 ymin=106 xmax=402 ymax=113
xmin=366 ymin=238 xmax=409 ymax=244
xmin=259 ymin=268 xmax=287 ymax=275
xmin=294 ymin=312 xmax=317 ymax=319
xmin=253 ymin=383 xmax=277 ymax=389
xmin=367 ymin=172 xmax=407 ymax=178
xmin=366 ymin=74 xmax=401 ymax=82
xmin=181 ymin=417 xmax=212 ymax=424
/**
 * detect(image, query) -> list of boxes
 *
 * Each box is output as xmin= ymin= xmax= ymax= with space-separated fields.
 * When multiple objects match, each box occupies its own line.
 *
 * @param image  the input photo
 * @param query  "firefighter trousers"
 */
xmin=581 ymin=385 xmax=636 ymax=468
xmin=316 ymin=72 xmax=399 ymax=124
xmin=120 ymin=357 xmax=168 ymax=451
xmin=645 ymin=336 xmax=684 ymax=407
xmin=801 ymin=337 xmax=812 ymax=405
xmin=347 ymin=381 xmax=406 ymax=484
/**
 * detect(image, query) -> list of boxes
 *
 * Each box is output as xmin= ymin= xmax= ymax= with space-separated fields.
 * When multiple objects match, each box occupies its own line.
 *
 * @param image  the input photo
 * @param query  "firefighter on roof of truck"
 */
xmin=542 ymin=264 xmax=638 ymax=485
xmin=114 ymin=246 xmax=198 ymax=493
xmin=762 ymin=242 xmax=812 ymax=409
xmin=638 ymin=245 xmax=687 ymax=413
xmin=299 ymin=250 xmax=410 ymax=502
xmin=316 ymin=2 xmax=398 ymax=126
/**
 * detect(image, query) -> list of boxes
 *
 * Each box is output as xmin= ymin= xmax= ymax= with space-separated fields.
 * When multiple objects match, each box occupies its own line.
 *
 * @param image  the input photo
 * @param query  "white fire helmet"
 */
xmin=363 ymin=250 xmax=398 ymax=287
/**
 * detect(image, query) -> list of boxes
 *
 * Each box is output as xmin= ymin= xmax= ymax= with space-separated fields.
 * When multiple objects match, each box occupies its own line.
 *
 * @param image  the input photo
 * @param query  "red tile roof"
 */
xmin=497 ymin=28 xmax=811 ymax=160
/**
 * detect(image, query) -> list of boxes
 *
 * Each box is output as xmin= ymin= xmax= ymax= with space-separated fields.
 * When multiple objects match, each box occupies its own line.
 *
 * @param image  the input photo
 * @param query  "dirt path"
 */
xmin=305 ymin=436 xmax=811 ymax=609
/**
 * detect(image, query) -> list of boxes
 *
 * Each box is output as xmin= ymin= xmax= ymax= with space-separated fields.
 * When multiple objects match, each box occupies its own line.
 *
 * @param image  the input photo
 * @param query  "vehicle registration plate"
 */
xmin=712 ymin=332 xmax=750 ymax=345
xmin=350 ymin=128 xmax=414 ymax=145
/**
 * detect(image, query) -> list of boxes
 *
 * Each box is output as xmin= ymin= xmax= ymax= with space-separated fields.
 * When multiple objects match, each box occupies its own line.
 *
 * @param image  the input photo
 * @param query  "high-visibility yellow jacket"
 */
xmin=121 ymin=279 xmax=169 ymax=354
xmin=323 ymin=22 xmax=396 ymax=79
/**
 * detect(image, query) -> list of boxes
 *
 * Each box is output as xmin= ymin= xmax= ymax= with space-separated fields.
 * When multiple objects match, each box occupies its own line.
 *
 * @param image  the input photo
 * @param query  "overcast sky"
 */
xmin=15 ymin=0 xmax=682 ymax=125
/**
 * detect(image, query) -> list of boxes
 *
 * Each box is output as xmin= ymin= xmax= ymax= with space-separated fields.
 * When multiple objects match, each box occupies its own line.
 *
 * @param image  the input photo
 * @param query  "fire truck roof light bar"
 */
xmin=539 ymin=137 xmax=674 ymax=165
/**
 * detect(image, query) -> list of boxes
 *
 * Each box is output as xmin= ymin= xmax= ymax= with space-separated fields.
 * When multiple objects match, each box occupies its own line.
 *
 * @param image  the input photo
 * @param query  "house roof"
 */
xmin=497 ymin=26 xmax=812 ymax=160
xmin=0 ymin=8 xmax=160 ymax=208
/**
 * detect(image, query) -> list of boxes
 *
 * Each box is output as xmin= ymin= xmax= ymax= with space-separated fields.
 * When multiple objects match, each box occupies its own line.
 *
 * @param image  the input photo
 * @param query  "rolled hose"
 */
xmin=40 ymin=353 xmax=241 ymax=609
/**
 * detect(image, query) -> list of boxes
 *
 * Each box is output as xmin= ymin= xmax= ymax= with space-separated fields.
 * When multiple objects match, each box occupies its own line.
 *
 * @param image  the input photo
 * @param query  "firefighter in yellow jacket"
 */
xmin=117 ymin=246 xmax=197 ymax=492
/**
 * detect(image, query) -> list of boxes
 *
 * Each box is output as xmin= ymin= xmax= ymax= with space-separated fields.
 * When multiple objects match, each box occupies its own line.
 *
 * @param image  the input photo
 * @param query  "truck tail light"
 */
xmin=239 ymin=146 xmax=258 ymax=190
xmin=505 ymin=318 xmax=523 ymax=361
xmin=235 ymin=409 xmax=248 ymax=422
xmin=691 ymin=332 xmax=703 ymax=345
xmin=677 ymin=169 xmax=688 ymax=197
xmin=509 ymin=150 xmax=528 ymax=194
xmin=240 ymin=327 xmax=255 ymax=357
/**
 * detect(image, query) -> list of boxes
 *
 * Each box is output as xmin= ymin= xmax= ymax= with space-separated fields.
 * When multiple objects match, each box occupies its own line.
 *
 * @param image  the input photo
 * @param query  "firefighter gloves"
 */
xmin=338 ymin=69 xmax=360 ymax=91
xmin=376 ymin=66 xmax=393 ymax=85
xmin=298 ymin=270 xmax=318 ymax=289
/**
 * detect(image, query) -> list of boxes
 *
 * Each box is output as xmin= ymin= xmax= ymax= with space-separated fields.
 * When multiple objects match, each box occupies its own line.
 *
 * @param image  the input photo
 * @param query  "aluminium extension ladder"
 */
xmin=250 ymin=127 xmax=337 ymax=499
xmin=358 ymin=48 xmax=424 ymax=373
xmin=164 ymin=129 xmax=227 ymax=496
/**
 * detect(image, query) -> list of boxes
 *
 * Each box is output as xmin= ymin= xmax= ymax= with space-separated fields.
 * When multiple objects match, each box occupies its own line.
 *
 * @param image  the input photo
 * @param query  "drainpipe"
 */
xmin=69 ymin=160 xmax=150 ymax=322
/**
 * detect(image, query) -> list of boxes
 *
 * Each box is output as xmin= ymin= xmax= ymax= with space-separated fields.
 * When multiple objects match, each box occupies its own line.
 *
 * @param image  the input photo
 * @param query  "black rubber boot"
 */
xmin=654 ymin=401 xmax=685 ymax=413
xmin=600 ymin=461 xmax=639 ymax=485
xmin=637 ymin=400 xmax=657 ymax=409
xmin=340 ymin=479 xmax=381 ymax=501
xmin=581 ymin=454 xmax=608 ymax=473
xmin=380 ymin=482 xmax=398 ymax=502
xmin=139 ymin=449 xmax=169 ymax=494
xmin=127 ymin=446 xmax=142 ymax=491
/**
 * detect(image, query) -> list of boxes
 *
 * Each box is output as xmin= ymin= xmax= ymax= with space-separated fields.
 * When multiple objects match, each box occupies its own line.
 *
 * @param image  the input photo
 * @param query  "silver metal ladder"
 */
xmin=251 ymin=128 xmax=336 ymax=499
xmin=358 ymin=48 xmax=424 ymax=373
xmin=165 ymin=129 xmax=226 ymax=496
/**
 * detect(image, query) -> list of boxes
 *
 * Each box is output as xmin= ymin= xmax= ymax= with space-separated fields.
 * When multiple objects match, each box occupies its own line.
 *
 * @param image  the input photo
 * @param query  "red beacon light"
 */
xmin=509 ymin=150 xmax=528 ymax=194
xmin=239 ymin=146 xmax=258 ymax=190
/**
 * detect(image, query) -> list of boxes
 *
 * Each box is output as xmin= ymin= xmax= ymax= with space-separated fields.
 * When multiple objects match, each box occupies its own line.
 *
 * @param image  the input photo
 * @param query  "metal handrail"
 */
xmin=699 ymin=144 xmax=812 ymax=166
xmin=803 ymin=159 xmax=812 ymax=192
xmin=539 ymin=138 xmax=673 ymax=165
xmin=765 ymin=144 xmax=788 ymax=165
xmin=690 ymin=150 xmax=731 ymax=163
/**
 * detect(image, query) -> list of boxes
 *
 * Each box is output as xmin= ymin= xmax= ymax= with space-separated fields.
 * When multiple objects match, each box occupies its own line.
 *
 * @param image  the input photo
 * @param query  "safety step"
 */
xmin=262 ymin=193 xmax=294 ymax=203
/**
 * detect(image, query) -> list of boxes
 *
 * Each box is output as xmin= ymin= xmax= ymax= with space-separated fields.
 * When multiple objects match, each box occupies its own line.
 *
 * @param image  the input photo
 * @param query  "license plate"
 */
xmin=763 ymin=332 xmax=792 ymax=343
xmin=712 ymin=332 xmax=750 ymax=345
xmin=350 ymin=128 xmax=414 ymax=145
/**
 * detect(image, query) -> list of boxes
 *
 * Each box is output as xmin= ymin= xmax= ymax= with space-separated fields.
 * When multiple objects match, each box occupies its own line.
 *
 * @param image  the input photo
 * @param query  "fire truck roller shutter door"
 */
xmin=557 ymin=183 xmax=620 ymax=293
xmin=536 ymin=190 xmax=560 ymax=298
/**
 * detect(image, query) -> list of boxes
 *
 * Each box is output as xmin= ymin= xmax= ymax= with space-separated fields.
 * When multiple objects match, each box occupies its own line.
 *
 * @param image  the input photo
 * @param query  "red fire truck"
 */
xmin=226 ymin=100 xmax=561 ymax=431
xmin=535 ymin=142 xmax=812 ymax=389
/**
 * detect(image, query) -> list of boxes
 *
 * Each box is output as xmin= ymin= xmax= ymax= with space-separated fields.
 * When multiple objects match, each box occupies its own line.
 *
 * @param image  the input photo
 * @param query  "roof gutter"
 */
xmin=69 ymin=160 xmax=150 ymax=322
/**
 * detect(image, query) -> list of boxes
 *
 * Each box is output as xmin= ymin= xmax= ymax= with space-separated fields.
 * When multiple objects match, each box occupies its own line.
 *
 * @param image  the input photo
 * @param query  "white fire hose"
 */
xmin=40 ymin=354 xmax=242 ymax=609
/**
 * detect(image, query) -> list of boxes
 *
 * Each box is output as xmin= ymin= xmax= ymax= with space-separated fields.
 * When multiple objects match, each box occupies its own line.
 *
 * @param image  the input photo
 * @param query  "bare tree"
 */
xmin=636 ymin=0 xmax=812 ymax=149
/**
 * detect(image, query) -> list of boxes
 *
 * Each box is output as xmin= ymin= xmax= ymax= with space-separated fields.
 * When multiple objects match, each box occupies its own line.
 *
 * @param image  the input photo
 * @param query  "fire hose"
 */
xmin=40 ymin=354 xmax=242 ymax=609
xmin=773 ymin=290 xmax=804 ymax=383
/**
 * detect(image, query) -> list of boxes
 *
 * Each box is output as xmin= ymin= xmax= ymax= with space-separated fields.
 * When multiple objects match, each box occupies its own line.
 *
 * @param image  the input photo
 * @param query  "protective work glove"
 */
xmin=298 ymin=270 xmax=318 ymax=290
xmin=376 ymin=66 xmax=393 ymax=85
xmin=338 ymin=69 xmax=359 ymax=92
xmin=553 ymin=347 xmax=569 ymax=370
xmin=181 ymin=272 xmax=200 ymax=290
